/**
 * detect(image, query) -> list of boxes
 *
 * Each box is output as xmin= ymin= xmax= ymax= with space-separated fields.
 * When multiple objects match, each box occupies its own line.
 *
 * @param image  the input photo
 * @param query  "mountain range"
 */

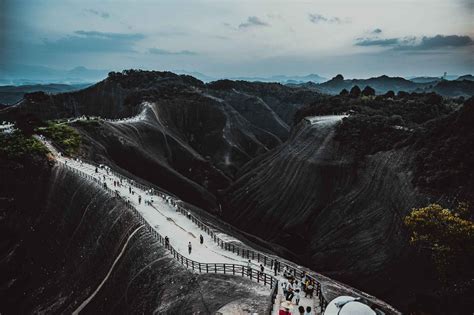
xmin=1 ymin=70 xmax=472 ymax=314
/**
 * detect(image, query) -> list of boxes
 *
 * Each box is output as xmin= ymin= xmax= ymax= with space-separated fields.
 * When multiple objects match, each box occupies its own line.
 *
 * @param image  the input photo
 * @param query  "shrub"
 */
xmin=349 ymin=85 xmax=361 ymax=98
xmin=384 ymin=90 xmax=395 ymax=98
xmin=36 ymin=122 xmax=81 ymax=155
xmin=404 ymin=203 xmax=474 ymax=283
xmin=339 ymin=88 xmax=349 ymax=96
xmin=0 ymin=131 xmax=48 ymax=159
xmin=361 ymin=85 xmax=375 ymax=96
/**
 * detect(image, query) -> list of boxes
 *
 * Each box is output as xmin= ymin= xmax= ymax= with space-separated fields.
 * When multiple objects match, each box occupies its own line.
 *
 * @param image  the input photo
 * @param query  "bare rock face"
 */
xmin=0 ymin=71 xmax=320 ymax=212
xmin=221 ymin=117 xmax=436 ymax=311
xmin=74 ymin=95 xmax=285 ymax=211
xmin=2 ymin=71 xmax=470 ymax=314
xmin=0 ymin=157 xmax=270 ymax=314
xmin=34 ymin=72 xmax=319 ymax=212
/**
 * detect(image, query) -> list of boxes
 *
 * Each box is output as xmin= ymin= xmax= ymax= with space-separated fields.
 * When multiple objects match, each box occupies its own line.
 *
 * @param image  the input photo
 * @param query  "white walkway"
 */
xmin=37 ymin=137 xmax=323 ymax=314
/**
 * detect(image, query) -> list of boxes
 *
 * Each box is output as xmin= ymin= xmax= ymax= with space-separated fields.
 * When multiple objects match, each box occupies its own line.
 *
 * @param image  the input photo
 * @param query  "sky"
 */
xmin=1 ymin=0 xmax=473 ymax=79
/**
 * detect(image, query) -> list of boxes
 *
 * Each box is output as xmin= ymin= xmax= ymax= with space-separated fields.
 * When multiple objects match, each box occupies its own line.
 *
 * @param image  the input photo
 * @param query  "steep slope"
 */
xmin=222 ymin=115 xmax=424 ymax=256
xmin=71 ymin=94 xmax=290 ymax=211
xmin=207 ymin=79 xmax=320 ymax=125
xmin=221 ymin=108 xmax=473 ymax=313
xmin=71 ymin=83 xmax=294 ymax=210
xmin=3 ymin=70 xmax=470 ymax=313
xmin=0 ymin=71 xmax=204 ymax=120
xmin=0 ymin=154 xmax=270 ymax=314
xmin=0 ymin=71 xmax=321 ymax=212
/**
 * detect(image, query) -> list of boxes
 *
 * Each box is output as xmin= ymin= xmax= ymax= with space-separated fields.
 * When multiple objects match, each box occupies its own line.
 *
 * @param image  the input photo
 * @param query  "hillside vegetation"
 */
xmin=36 ymin=122 xmax=81 ymax=155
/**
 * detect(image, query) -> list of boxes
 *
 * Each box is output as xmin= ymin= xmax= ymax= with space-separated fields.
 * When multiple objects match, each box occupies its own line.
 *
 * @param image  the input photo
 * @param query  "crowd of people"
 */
xmin=277 ymin=270 xmax=317 ymax=315
xmin=281 ymin=270 xmax=316 ymax=300
xmin=74 ymin=158 xmax=321 ymax=314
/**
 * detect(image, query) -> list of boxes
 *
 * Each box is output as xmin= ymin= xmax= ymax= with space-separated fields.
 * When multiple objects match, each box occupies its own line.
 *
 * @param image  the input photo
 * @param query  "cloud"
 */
xmin=239 ymin=16 xmax=269 ymax=29
xmin=308 ymin=13 xmax=344 ymax=24
xmin=212 ymin=35 xmax=230 ymax=40
xmin=355 ymin=34 xmax=474 ymax=51
xmin=148 ymin=48 xmax=198 ymax=56
xmin=355 ymin=38 xmax=399 ymax=47
xmin=155 ymin=30 xmax=187 ymax=37
xmin=41 ymin=30 xmax=145 ymax=53
xmin=74 ymin=30 xmax=144 ymax=40
xmin=84 ymin=8 xmax=110 ymax=19
xmin=405 ymin=35 xmax=474 ymax=50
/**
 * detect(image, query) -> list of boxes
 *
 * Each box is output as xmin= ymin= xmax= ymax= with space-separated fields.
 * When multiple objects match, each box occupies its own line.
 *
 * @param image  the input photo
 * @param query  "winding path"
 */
xmin=35 ymin=115 xmax=332 ymax=314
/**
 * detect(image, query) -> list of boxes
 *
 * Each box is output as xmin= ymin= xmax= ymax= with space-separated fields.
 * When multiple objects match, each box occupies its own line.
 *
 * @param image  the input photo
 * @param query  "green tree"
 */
xmin=36 ymin=122 xmax=81 ymax=155
xmin=404 ymin=203 xmax=474 ymax=282
xmin=349 ymin=85 xmax=361 ymax=98
xmin=361 ymin=85 xmax=375 ymax=96
xmin=339 ymin=88 xmax=349 ymax=96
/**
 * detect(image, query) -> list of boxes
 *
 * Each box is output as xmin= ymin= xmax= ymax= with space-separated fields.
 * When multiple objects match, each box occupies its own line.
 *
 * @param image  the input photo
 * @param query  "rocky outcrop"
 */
xmin=221 ymin=117 xmax=439 ymax=312
xmin=74 ymin=95 xmax=286 ymax=211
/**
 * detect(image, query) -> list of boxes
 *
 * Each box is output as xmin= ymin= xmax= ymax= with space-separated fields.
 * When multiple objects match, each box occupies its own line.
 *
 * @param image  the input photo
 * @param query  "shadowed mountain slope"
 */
xmin=11 ymin=71 xmax=321 ymax=211
xmin=221 ymin=97 xmax=474 ymax=313
xmin=0 ymin=154 xmax=270 ymax=314
xmin=1 ymin=71 xmax=471 ymax=314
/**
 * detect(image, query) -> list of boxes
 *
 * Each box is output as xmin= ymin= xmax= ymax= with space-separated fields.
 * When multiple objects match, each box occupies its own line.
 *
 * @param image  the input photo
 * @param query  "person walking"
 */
xmin=286 ymin=280 xmax=295 ymax=302
xmin=247 ymin=259 xmax=252 ymax=276
xmin=138 ymin=195 xmax=142 ymax=205
xmin=165 ymin=236 xmax=169 ymax=249
xmin=305 ymin=281 xmax=314 ymax=298
xmin=294 ymin=289 xmax=301 ymax=305
xmin=95 ymin=167 xmax=98 ymax=173
xmin=274 ymin=260 xmax=278 ymax=276
xmin=282 ymin=280 xmax=288 ymax=297
xmin=304 ymin=306 xmax=312 ymax=315
xmin=188 ymin=242 xmax=192 ymax=255
xmin=297 ymin=306 xmax=304 ymax=315
xmin=260 ymin=263 xmax=264 ymax=274
xmin=129 ymin=186 xmax=132 ymax=194
xmin=301 ymin=272 xmax=307 ymax=285
xmin=200 ymin=234 xmax=204 ymax=244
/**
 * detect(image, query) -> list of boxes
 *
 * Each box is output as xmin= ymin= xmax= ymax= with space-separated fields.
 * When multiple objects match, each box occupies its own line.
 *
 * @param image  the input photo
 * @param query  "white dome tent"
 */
xmin=324 ymin=296 xmax=377 ymax=315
